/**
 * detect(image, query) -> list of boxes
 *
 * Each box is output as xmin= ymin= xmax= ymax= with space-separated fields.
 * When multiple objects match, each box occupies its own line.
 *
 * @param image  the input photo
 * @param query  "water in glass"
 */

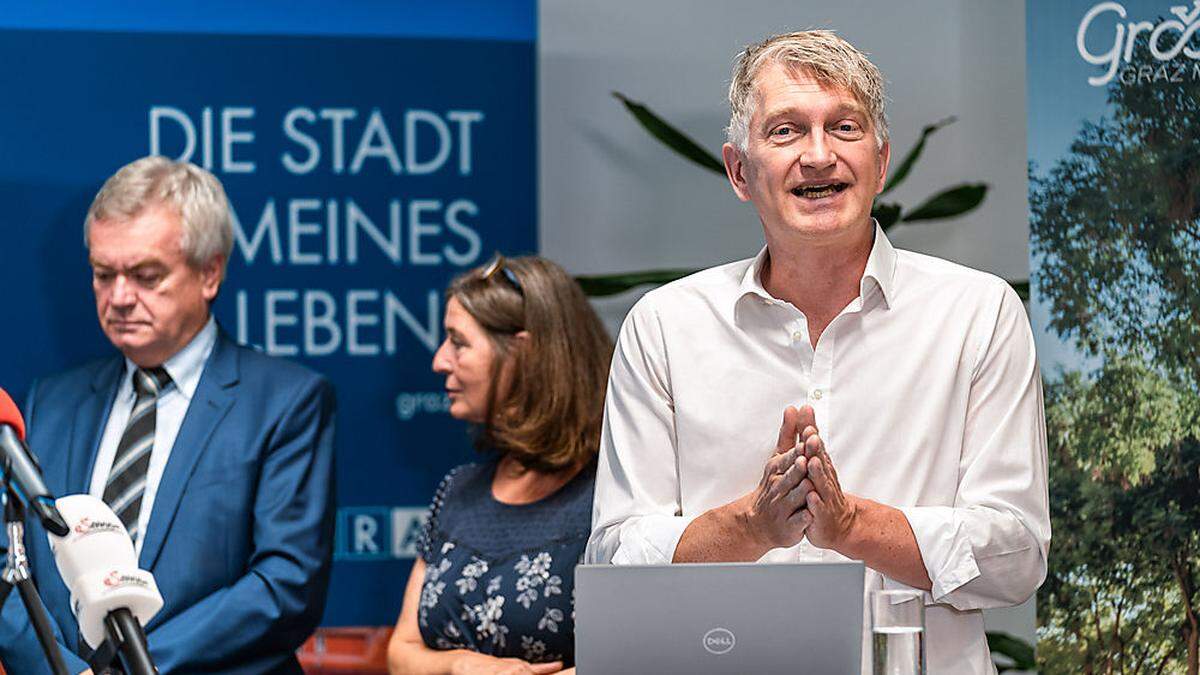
xmin=872 ymin=626 xmax=924 ymax=675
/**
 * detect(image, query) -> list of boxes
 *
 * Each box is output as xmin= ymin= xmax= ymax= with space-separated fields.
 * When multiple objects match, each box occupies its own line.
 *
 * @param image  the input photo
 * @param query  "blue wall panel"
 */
xmin=0 ymin=3 xmax=536 ymax=626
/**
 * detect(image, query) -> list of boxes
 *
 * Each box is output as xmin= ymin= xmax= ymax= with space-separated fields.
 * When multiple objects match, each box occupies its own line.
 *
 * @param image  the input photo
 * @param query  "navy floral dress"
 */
xmin=415 ymin=459 xmax=595 ymax=666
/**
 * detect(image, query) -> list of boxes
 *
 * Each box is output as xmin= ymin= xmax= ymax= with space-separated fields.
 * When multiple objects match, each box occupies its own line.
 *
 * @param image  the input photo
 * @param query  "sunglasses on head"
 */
xmin=480 ymin=255 xmax=524 ymax=296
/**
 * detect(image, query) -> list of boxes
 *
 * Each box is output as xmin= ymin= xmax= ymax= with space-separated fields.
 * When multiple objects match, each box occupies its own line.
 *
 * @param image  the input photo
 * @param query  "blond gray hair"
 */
xmin=84 ymin=156 xmax=234 ymax=277
xmin=727 ymin=30 xmax=888 ymax=151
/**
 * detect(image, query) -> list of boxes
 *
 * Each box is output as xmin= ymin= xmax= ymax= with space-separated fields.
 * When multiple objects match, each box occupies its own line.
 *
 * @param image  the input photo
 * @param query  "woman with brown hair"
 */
xmin=387 ymin=255 xmax=612 ymax=675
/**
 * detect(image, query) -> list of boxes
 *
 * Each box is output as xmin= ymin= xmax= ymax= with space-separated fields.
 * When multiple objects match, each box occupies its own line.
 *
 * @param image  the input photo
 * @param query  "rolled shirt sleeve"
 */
xmin=586 ymin=297 xmax=696 ymax=565
xmin=898 ymin=283 xmax=1051 ymax=609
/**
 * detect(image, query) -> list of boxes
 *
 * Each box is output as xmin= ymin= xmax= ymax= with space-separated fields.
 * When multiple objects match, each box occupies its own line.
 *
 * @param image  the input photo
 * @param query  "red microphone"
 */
xmin=0 ymin=387 xmax=27 ymax=440
xmin=0 ymin=387 xmax=69 ymax=536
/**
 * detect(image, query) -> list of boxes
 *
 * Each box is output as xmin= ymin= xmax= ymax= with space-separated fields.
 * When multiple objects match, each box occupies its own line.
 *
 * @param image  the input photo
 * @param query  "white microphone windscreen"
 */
xmin=72 ymin=567 xmax=163 ymax=649
xmin=49 ymin=495 xmax=163 ymax=649
xmin=48 ymin=495 xmax=137 ymax=589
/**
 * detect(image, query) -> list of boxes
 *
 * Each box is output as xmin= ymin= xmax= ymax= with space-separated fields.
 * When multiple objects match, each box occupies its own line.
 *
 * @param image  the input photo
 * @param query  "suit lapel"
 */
xmin=67 ymin=359 xmax=124 ymax=494
xmin=139 ymin=331 xmax=239 ymax=571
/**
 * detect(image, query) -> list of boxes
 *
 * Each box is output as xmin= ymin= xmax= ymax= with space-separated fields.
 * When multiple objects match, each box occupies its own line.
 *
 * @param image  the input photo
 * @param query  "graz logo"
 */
xmin=74 ymin=516 xmax=122 ymax=537
xmin=103 ymin=570 xmax=148 ymax=589
xmin=702 ymin=627 xmax=736 ymax=655
xmin=1077 ymin=1 xmax=1200 ymax=86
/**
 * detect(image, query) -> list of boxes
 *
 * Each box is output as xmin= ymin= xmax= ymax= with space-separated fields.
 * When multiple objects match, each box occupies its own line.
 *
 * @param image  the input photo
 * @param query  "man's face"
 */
xmin=88 ymin=203 xmax=222 ymax=367
xmin=723 ymin=61 xmax=890 ymax=248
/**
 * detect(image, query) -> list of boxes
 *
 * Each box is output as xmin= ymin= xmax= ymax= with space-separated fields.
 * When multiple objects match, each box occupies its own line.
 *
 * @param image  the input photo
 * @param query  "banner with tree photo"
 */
xmin=1027 ymin=1 xmax=1200 ymax=672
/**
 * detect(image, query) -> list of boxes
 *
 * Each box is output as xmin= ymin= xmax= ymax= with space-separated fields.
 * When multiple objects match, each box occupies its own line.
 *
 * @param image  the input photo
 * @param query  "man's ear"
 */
xmin=200 ymin=255 xmax=224 ymax=302
xmin=875 ymin=141 xmax=891 ymax=195
xmin=723 ymin=143 xmax=753 ymax=202
xmin=514 ymin=330 xmax=531 ymax=344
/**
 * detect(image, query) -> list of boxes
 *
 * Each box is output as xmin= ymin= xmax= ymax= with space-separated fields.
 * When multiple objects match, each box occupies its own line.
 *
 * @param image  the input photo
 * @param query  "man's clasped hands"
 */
xmin=738 ymin=405 xmax=860 ymax=553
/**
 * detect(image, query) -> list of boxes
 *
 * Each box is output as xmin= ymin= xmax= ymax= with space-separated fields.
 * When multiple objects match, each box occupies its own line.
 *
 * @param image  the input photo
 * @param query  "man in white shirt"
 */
xmin=585 ymin=31 xmax=1050 ymax=674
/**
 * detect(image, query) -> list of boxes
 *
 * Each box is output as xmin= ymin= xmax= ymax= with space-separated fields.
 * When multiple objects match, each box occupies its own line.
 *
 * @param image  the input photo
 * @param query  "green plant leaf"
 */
xmin=576 ymin=269 xmax=700 ymax=297
xmin=986 ymin=631 xmax=1036 ymax=672
xmin=881 ymin=116 xmax=956 ymax=195
xmin=613 ymin=92 xmax=726 ymax=175
xmin=872 ymin=202 xmax=903 ymax=231
xmin=901 ymin=183 xmax=987 ymax=222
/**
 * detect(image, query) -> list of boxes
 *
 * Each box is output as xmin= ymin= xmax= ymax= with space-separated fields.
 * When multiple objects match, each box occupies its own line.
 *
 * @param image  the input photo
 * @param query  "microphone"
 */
xmin=48 ymin=495 xmax=162 ymax=675
xmin=0 ymin=387 xmax=69 ymax=536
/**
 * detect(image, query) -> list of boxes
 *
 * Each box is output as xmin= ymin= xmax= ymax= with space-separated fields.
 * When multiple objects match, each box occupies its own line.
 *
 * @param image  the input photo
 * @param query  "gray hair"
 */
xmin=84 ymin=156 xmax=234 ymax=277
xmin=727 ymin=30 xmax=889 ymax=152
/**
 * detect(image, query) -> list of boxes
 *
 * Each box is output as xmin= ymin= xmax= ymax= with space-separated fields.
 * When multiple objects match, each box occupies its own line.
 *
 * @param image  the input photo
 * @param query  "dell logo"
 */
xmin=702 ymin=627 xmax=736 ymax=655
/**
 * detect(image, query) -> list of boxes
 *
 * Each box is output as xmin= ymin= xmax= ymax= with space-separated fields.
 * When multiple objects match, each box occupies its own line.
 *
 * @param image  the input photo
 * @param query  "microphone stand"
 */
xmin=86 ymin=607 xmax=158 ymax=675
xmin=0 ymin=469 xmax=70 ymax=675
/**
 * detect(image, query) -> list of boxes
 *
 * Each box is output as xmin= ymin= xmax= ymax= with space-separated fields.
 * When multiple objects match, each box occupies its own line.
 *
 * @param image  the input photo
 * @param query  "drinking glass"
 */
xmin=870 ymin=589 xmax=925 ymax=675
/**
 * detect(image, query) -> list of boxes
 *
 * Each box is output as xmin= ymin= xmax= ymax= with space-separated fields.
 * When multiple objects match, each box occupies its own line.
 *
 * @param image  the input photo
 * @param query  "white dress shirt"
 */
xmin=586 ymin=225 xmax=1050 ymax=674
xmin=90 ymin=317 xmax=218 ymax=555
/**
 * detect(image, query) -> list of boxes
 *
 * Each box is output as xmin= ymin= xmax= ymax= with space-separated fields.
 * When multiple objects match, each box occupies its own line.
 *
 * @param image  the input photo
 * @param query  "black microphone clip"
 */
xmin=87 ymin=608 xmax=158 ymax=675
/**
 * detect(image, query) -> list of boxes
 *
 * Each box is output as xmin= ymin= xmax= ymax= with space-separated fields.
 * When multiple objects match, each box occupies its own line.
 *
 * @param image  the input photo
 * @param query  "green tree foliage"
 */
xmin=1031 ymin=35 xmax=1200 ymax=674
xmin=1030 ymin=51 xmax=1200 ymax=382
xmin=1049 ymin=355 xmax=1200 ymax=482
xmin=1039 ymin=361 xmax=1200 ymax=674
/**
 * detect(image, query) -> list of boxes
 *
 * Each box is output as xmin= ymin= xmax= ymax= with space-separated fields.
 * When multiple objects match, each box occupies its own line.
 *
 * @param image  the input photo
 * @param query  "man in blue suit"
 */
xmin=0 ymin=156 xmax=337 ymax=674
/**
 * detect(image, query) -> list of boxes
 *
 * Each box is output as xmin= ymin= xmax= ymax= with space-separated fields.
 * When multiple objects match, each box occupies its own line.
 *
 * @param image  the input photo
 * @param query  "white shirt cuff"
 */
xmin=898 ymin=505 xmax=982 ymax=601
xmin=609 ymin=514 xmax=695 ymax=565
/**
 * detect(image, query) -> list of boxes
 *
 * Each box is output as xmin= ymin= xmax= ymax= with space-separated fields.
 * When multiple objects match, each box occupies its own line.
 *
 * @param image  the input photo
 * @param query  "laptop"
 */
xmin=575 ymin=561 xmax=864 ymax=674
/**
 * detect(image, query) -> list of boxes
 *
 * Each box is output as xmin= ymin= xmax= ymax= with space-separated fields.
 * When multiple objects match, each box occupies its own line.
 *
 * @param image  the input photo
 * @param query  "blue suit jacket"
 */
xmin=1 ymin=329 xmax=337 ymax=674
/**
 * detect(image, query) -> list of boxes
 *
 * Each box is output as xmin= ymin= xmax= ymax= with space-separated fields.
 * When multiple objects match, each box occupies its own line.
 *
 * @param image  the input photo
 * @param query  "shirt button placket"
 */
xmin=788 ymin=319 xmax=815 ymax=412
xmin=809 ymin=327 xmax=832 ymax=423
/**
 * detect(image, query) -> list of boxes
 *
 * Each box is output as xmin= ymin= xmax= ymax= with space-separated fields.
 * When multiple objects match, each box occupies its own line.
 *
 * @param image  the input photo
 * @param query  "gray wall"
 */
xmin=540 ymin=0 xmax=1035 ymax=652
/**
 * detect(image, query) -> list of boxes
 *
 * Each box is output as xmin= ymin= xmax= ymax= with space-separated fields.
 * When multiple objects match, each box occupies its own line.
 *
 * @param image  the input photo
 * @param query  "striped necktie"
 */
xmin=103 ymin=366 xmax=173 ymax=540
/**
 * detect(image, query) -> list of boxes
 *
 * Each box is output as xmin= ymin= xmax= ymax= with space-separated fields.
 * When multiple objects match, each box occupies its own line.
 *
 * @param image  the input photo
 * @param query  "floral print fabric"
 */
xmin=415 ymin=461 xmax=594 ymax=666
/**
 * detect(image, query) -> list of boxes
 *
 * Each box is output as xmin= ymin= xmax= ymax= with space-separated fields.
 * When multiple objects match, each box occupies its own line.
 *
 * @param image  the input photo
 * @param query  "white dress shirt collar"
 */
xmin=736 ymin=220 xmax=898 ymax=314
xmin=120 ymin=315 xmax=217 ymax=401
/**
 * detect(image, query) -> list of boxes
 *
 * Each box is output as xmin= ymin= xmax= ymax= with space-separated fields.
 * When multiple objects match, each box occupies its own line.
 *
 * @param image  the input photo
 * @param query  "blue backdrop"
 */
xmin=0 ymin=2 xmax=537 ymax=626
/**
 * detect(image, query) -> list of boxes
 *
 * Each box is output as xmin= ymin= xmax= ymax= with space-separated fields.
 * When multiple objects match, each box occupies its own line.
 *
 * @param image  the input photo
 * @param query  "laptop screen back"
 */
xmin=576 ymin=562 xmax=865 ymax=673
